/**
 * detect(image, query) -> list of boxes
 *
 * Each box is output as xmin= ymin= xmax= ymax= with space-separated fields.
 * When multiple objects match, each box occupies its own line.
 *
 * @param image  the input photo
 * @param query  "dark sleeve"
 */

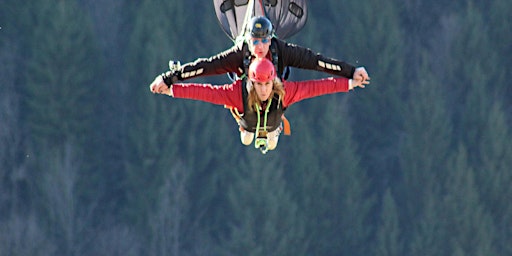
xmin=275 ymin=39 xmax=356 ymax=79
xmin=177 ymin=41 xmax=245 ymax=81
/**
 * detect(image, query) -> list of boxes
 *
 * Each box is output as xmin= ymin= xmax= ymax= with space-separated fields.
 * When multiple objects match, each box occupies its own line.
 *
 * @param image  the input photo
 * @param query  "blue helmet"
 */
xmin=249 ymin=16 xmax=273 ymax=38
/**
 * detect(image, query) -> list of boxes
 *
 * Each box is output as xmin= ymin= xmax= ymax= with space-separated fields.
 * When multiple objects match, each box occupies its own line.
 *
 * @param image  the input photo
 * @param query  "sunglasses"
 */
xmin=251 ymin=37 xmax=270 ymax=45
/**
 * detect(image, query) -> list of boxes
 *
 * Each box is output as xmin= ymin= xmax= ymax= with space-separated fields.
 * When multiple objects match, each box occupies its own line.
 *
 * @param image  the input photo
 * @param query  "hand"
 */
xmin=149 ymin=75 xmax=171 ymax=95
xmin=353 ymin=67 xmax=370 ymax=84
xmin=351 ymin=72 xmax=370 ymax=89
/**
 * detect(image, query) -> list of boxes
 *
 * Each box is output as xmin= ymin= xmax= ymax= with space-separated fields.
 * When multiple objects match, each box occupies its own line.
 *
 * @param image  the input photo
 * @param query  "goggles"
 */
xmin=250 ymin=37 xmax=270 ymax=45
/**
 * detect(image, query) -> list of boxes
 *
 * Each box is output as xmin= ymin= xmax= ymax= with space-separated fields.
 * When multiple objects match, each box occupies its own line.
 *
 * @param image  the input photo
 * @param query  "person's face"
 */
xmin=248 ymin=37 xmax=271 ymax=58
xmin=252 ymin=80 xmax=273 ymax=101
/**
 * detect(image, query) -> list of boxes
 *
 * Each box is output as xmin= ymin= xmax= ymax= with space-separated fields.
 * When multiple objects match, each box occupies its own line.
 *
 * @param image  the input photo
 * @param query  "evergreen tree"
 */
xmin=446 ymin=2 xmax=498 ymax=131
xmin=36 ymin=142 xmax=96 ymax=255
xmin=395 ymin=0 xmax=464 ymax=74
xmin=282 ymin=96 xmax=373 ymax=256
xmin=375 ymin=189 xmax=403 ymax=256
xmin=122 ymin=0 xmax=192 ymax=226
xmin=221 ymin=154 xmax=307 ymax=256
xmin=397 ymin=53 xmax=453 ymax=229
xmin=447 ymin=4 xmax=512 ymax=253
xmin=23 ymin=0 xmax=100 ymax=149
xmin=336 ymin=0 xmax=407 ymax=194
xmin=19 ymin=0 xmax=104 ymax=240
xmin=441 ymin=145 xmax=496 ymax=256
xmin=488 ymin=0 xmax=511 ymax=101
xmin=0 ymin=36 xmax=24 ymax=216
xmin=407 ymin=193 xmax=449 ymax=256
xmin=123 ymin=0 xmax=240 ymax=246
xmin=476 ymin=101 xmax=512 ymax=255
xmin=0 ymin=213 xmax=56 ymax=256
xmin=147 ymin=161 xmax=204 ymax=256
xmin=78 ymin=0 xmax=139 ymax=216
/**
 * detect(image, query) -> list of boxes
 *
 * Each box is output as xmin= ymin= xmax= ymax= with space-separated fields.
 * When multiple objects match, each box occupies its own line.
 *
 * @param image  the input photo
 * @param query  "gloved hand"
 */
xmin=149 ymin=74 xmax=172 ymax=95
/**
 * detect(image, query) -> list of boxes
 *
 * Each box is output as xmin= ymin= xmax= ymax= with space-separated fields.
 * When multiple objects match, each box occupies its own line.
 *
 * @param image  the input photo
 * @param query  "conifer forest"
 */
xmin=1 ymin=0 xmax=511 ymax=255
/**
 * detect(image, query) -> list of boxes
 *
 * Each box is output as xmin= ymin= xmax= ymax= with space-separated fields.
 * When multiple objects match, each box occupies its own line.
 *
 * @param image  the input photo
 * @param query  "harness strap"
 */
xmin=254 ymin=97 xmax=273 ymax=138
xmin=225 ymin=105 xmax=243 ymax=125
xmin=242 ymin=40 xmax=281 ymax=78
xmin=281 ymin=115 xmax=291 ymax=135
xmin=254 ymin=98 xmax=273 ymax=153
xmin=270 ymin=42 xmax=280 ymax=77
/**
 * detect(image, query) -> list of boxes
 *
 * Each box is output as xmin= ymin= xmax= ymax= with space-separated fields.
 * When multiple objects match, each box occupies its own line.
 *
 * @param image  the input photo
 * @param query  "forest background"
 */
xmin=1 ymin=0 xmax=511 ymax=255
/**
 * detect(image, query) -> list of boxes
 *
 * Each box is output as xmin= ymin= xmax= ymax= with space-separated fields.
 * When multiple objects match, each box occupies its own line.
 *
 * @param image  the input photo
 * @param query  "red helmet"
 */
xmin=248 ymin=58 xmax=276 ymax=82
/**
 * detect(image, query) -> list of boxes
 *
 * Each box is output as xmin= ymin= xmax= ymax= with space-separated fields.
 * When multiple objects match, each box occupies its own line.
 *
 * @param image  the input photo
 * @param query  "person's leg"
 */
xmin=266 ymin=129 xmax=281 ymax=150
xmin=240 ymin=127 xmax=254 ymax=146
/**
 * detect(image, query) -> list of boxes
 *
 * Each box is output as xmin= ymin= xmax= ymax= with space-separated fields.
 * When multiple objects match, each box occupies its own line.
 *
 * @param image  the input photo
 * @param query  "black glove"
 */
xmin=161 ymin=71 xmax=179 ymax=87
xmin=162 ymin=60 xmax=182 ymax=87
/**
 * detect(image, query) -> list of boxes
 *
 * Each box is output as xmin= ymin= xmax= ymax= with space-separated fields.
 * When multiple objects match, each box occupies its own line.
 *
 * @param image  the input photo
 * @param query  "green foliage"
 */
xmin=23 ymin=0 xmax=100 ymax=148
xmin=281 ymin=96 xmax=373 ymax=256
xmin=446 ymin=6 xmax=512 ymax=254
xmin=407 ymin=193 xmax=449 ymax=256
xmin=221 ymin=154 xmax=307 ymax=256
xmin=335 ymin=0 xmax=407 ymax=189
xmin=476 ymin=102 xmax=512 ymax=255
xmin=2 ymin=0 xmax=512 ymax=255
xmin=375 ymin=189 xmax=403 ymax=256
xmin=122 ymin=0 xmax=192 ymax=226
xmin=487 ymin=0 xmax=511 ymax=99
xmin=441 ymin=145 xmax=496 ymax=255
xmin=397 ymin=54 xmax=453 ymax=225
xmin=122 ymin=0 xmax=240 ymax=238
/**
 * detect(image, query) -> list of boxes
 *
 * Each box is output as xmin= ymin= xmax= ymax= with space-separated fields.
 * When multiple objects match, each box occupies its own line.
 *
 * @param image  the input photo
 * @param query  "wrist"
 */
xmin=349 ymin=79 xmax=354 ymax=90
xmin=167 ymin=85 xmax=174 ymax=97
xmin=161 ymin=71 xmax=176 ymax=87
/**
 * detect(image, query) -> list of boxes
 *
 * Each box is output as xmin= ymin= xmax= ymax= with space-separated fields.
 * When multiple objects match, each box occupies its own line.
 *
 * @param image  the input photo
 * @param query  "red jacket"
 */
xmin=172 ymin=77 xmax=350 ymax=113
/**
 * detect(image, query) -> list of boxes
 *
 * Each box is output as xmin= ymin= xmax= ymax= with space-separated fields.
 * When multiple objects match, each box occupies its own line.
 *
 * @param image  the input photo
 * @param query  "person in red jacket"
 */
xmin=150 ymin=58 xmax=369 ymax=153
xmin=152 ymin=16 xmax=370 ymax=94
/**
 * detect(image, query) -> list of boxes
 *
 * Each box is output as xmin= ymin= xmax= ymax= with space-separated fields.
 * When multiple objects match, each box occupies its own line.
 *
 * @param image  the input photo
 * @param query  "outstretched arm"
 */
xmin=283 ymin=76 xmax=370 ymax=107
xmin=150 ymin=42 xmax=246 ymax=95
xmin=175 ymin=42 xmax=245 ymax=80
xmin=276 ymin=39 xmax=370 ymax=81
xmin=150 ymin=78 xmax=244 ymax=110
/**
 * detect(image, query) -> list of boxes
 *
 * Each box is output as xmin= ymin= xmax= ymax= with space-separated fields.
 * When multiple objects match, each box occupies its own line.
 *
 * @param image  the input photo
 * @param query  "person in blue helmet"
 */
xmin=150 ymin=16 xmax=370 ymax=94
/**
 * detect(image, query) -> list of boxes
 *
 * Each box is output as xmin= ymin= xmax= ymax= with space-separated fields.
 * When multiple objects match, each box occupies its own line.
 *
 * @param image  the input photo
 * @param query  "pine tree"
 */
xmin=446 ymin=2 xmax=498 ymax=130
xmin=122 ymin=0 xmax=194 ymax=226
xmin=396 ymin=53 xmax=455 ymax=256
xmin=23 ymin=0 xmax=100 ymax=149
xmin=441 ymin=145 xmax=496 ymax=255
xmin=407 ymin=193 xmax=449 ymax=256
xmin=375 ymin=189 xmax=403 ymax=256
xmin=488 ymin=0 xmax=512 ymax=100
xmin=221 ymin=154 xmax=308 ymax=256
xmin=447 ymin=4 xmax=512 ymax=254
xmin=476 ymin=101 xmax=512 ymax=255
xmin=335 ymin=0 xmax=407 ymax=193
xmin=122 ymin=0 xmax=241 ymax=244
xmin=282 ymin=96 xmax=373 ymax=256
xmin=36 ymin=142 xmax=96 ymax=255
xmin=397 ymin=53 xmax=453 ymax=229
xmin=0 ymin=34 xmax=24 ymax=215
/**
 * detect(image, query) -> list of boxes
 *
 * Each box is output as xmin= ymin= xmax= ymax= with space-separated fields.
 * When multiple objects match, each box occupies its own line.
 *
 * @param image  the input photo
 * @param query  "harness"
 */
xmin=253 ymin=97 xmax=273 ymax=153
xmin=225 ymin=78 xmax=291 ymax=153
xmin=225 ymin=38 xmax=292 ymax=153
